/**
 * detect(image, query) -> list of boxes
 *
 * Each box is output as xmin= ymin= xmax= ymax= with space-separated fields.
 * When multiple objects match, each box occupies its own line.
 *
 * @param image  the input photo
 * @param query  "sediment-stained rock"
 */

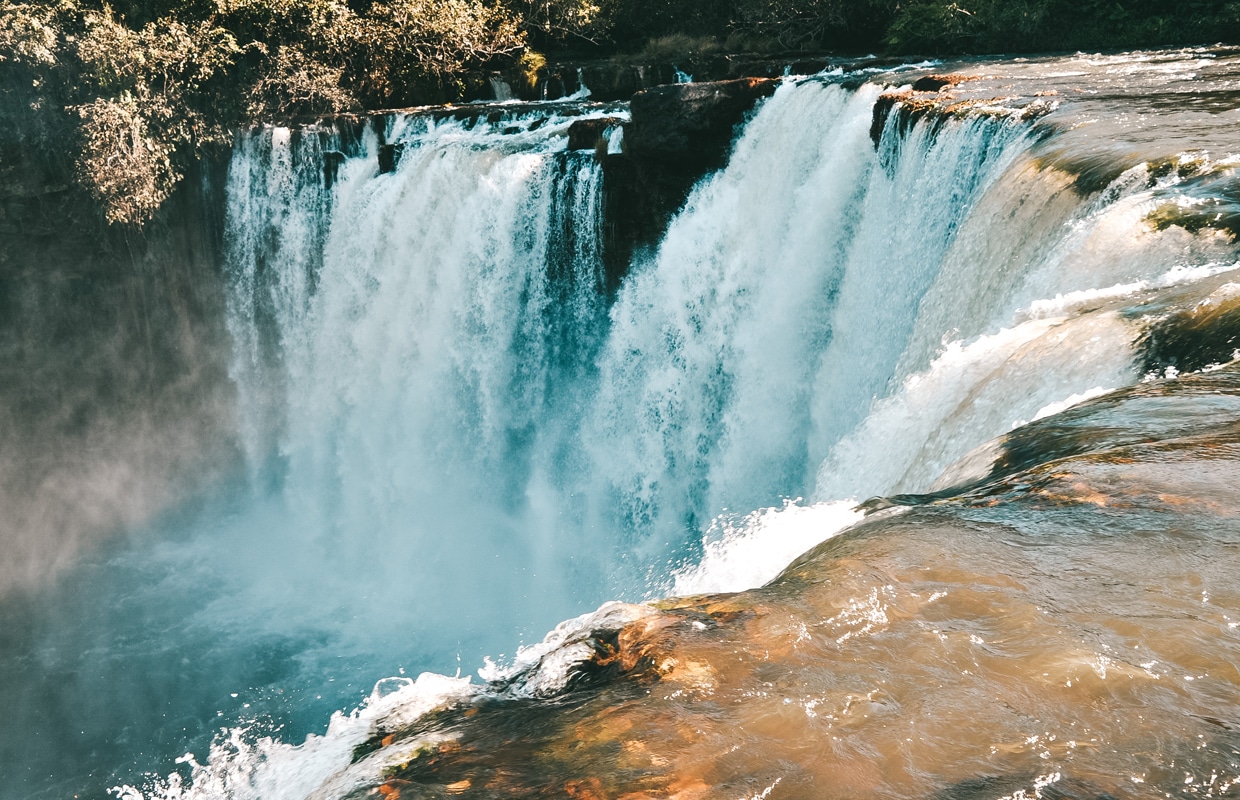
xmin=333 ymin=365 xmax=1240 ymax=800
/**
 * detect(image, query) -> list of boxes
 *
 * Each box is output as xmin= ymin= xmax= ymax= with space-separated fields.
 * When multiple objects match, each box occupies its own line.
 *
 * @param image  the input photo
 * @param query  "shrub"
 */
xmin=0 ymin=0 xmax=528 ymax=225
xmin=510 ymin=0 xmax=611 ymax=45
xmin=244 ymin=44 xmax=356 ymax=118
xmin=74 ymin=95 xmax=176 ymax=224
xmin=71 ymin=9 xmax=241 ymax=223
xmin=341 ymin=0 xmax=524 ymax=107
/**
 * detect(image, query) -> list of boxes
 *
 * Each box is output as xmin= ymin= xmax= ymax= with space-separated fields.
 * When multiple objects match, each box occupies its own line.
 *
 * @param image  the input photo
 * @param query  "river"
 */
xmin=3 ymin=47 xmax=1240 ymax=800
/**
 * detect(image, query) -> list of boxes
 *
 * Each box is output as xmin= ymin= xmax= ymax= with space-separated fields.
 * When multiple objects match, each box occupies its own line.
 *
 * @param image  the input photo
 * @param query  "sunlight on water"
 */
xmin=4 ymin=50 xmax=1240 ymax=800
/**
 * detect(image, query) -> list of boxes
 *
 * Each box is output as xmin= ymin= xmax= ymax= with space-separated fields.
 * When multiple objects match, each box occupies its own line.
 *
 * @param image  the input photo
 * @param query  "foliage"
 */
xmin=885 ymin=0 xmax=1240 ymax=53
xmin=516 ymin=48 xmax=546 ymax=93
xmin=74 ymin=95 xmax=177 ymax=224
xmin=510 ymin=0 xmax=610 ymax=44
xmin=0 ymin=1 xmax=66 ymax=67
xmin=341 ymin=0 xmax=523 ymax=107
xmin=3 ymin=0 xmax=1240 ymax=226
xmin=0 ymin=0 xmax=526 ymax=225
xmin=73 ymin=10 xmax=241 ymax=222
xmin=636 ymin=34 xmax=723 ymax=60
xmin=244 ymin=44 xmax=355 ymax=119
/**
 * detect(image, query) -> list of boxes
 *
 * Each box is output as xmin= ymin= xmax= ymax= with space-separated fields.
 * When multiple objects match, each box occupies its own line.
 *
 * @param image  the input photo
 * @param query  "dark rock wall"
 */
xmin=598 ymin=78 xmax=779 ymax=285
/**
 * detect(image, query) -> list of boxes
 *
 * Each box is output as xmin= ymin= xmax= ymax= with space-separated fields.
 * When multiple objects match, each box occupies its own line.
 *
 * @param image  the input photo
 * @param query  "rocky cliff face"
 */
xmin=596 ymin=78 xmax=781 ymax=279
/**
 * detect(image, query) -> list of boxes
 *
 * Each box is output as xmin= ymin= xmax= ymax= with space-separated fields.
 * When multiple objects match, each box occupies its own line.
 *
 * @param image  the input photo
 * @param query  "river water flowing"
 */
xmin=4 ymin=47 xmax=1240 ymax=800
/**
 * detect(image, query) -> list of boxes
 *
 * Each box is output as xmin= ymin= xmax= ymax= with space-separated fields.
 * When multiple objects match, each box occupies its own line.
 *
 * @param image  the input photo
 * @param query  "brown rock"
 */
xmin=870 ymin=90 xmax=939 ymax=146
xmin=911 ymin=73 xmax=975 ymax=92
xmin=566 ymin=117 xmax=624 ymax=151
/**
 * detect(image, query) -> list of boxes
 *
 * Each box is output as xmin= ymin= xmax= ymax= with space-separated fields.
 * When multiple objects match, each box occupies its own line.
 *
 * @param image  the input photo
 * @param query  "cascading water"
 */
xmin=5 ymin=51 xmax=1240 ymax=800
xmin=216 ymin=109 xmax=631 ymax=680
xmin=218 ymin=79 xmax=1046 ymax=631
xmin=589 ymin=80 xmax=1033 ymax=542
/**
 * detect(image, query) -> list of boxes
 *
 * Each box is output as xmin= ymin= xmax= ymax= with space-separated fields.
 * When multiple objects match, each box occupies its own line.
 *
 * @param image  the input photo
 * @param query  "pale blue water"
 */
xmin=3 ymin=51 xmax=1240 ymax=800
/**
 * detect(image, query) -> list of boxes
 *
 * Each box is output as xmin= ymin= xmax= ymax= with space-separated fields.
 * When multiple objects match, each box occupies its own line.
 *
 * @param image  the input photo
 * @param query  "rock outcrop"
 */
xmin=870 ymin=86 xmax=1055 ymax=147
xmin=625 ymin=77 xmax=779 ymax=171
xmin=599 ymin=78 xmax=780 ymax=286
xmin=566 ymin=117 xmax=624 ymax=151
xmin=910 ymin=73 xmax=977 ymax=92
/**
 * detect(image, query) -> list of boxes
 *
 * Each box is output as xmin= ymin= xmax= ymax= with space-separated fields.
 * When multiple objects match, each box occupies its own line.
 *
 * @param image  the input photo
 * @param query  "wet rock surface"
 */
xmin=566 ymin=117 xmax=624 ymax=151
xmin=331 ymin=362 xmax=1240 ymax=800
xmin=600 ymin=78 xmax=780 ymax=278
xmin=526 ymin=54 xmax=906 ymax=103
xmin=870 ymin=88 xmax=1054 ymax=147
xmin=625 ymin=78 xmax=779 ymax=171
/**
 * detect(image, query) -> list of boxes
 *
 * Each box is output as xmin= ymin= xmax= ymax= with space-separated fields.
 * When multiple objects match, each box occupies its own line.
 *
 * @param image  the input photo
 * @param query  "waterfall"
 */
xmin=216 ymin=80 xmax=1065 ymax=643
xmin=222 ymin=112 xmax=615 ymax=664
xmin=199 ymin=68 xmax=1240 ymax=724
xmin=10 ymin=61 xmax=1233 ymax=800
xmin=588 ymin=80 xmax=1036 ymax=550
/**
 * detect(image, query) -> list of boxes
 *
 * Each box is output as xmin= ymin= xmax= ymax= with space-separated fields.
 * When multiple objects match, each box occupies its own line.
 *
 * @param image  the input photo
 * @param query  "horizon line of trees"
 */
xmin=2 ymin=0 xmax=1238 ymax=226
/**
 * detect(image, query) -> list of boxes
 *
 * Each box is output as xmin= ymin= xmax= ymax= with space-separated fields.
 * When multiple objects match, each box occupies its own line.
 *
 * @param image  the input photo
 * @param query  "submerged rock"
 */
xmin=1139 ymin=283 xmax=1240 ymax=374
xmin=1143 ymin=163 xmax=1240 ymax=240
xmin=332 ymin=367 xmax=1240 ymax=800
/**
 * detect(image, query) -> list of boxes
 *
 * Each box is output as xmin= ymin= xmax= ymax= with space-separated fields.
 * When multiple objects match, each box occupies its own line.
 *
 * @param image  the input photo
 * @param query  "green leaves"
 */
xmin=3 ymin=0 xmax=1239 ymax=227
xmin=343 ymin=0 xmax=523 ymax=106
xmin=0 ymin=0 xmax=529 ymax=226
xmin=244 ymin=43 xmax=355 ymax=117
xmin=74 ymin=93 xmax=176 ymax=224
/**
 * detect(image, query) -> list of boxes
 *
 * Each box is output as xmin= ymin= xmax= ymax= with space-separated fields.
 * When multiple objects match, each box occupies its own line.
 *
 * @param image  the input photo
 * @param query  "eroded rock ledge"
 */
xmin=871 ymin=73 xmax=1055 ymax=146
xmin=599 ymin=78 xmax=780 ymax=277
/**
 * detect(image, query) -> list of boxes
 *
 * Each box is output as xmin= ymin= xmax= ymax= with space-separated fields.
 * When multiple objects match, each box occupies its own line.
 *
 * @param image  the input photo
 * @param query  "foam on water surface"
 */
xmin=86 ymin=56 xmax=1240 ymax=800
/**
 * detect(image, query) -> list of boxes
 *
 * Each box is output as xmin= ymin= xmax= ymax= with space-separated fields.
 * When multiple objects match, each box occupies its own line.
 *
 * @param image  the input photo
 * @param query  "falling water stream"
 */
xmin=3 ymin=48 xmax=1240 ymax=800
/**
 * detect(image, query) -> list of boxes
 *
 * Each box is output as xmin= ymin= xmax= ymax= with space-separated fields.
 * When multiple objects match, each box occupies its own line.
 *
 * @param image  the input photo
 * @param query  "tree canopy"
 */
xmin=2 ymin=0 xmax=1237 ymax=225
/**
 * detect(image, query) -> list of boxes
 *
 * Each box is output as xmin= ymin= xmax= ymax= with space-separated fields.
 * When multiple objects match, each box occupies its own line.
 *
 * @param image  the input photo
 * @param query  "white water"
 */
xmin=223 ymin=110 xmax=619 ymax=664
xmin=112 ymin=71 xmax=1240 ymax=800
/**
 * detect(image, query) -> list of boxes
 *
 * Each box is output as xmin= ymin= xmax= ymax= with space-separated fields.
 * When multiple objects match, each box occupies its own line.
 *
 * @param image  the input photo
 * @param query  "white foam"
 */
xmin=111 ymin=674 xmax=475 ymax=800
xmin=815 ymin=311 xmax=1137 ymax=501
xmin=1031 ymin=386 xmax=1114 ymax=422
xmin=1023 ymin=262 xmax=1240 ymax=320
xmin=478 ymin=601 xmax=656 ymax=697
xmin=671 ymin=500 xmax=865 ymax=596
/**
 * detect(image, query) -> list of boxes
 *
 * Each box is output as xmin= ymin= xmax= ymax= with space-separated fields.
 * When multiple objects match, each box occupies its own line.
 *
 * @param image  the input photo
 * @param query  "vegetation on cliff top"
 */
xmin=2 ymin=0 xmax=1238 ymax=226
xmin=0 ymin=0 xmax=526 ymax=224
